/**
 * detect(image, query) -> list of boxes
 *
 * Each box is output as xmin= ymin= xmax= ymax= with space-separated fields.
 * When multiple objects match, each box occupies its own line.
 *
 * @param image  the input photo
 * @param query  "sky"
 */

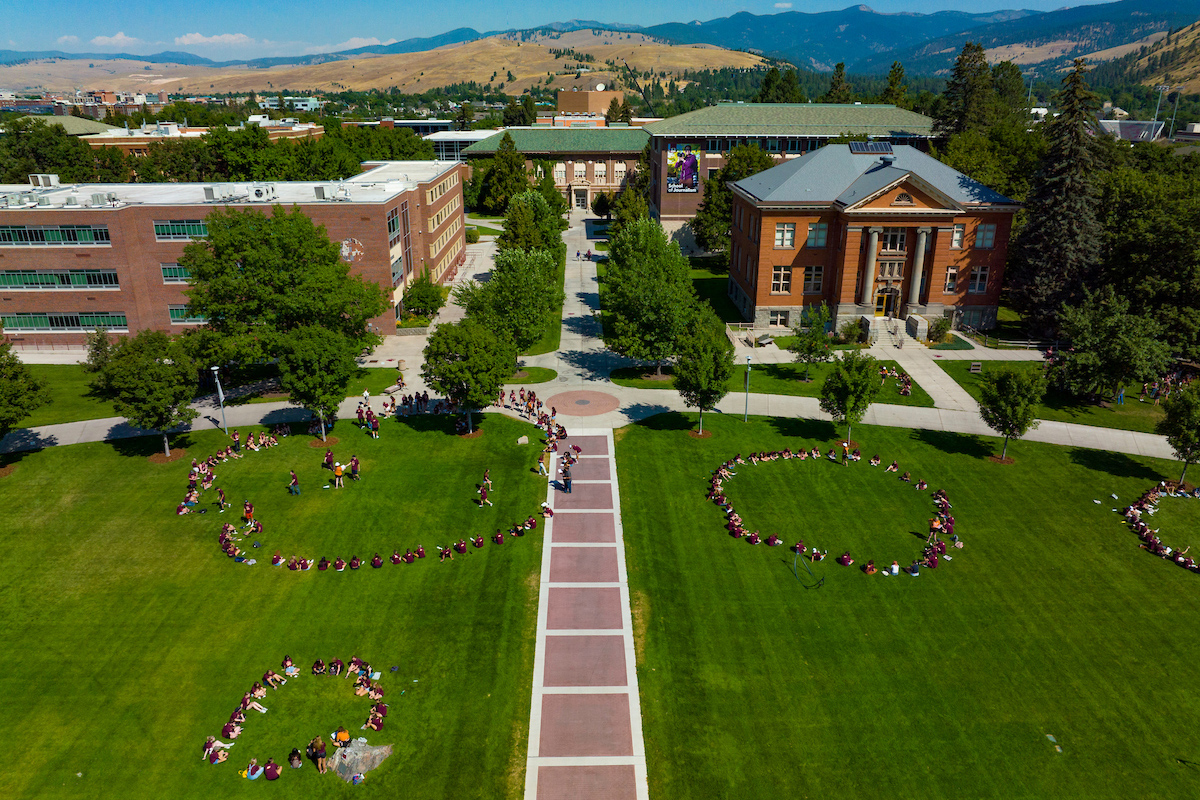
xmin=3 ymin=0 xmax=1117 ymax=60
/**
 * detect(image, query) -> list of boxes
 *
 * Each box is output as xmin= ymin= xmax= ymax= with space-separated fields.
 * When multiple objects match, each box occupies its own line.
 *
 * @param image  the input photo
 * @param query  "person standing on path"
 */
xmin=562 ymin=464 xmax=572 ymax=494
xmin=288 ymin=470 xmax=300 ymax=495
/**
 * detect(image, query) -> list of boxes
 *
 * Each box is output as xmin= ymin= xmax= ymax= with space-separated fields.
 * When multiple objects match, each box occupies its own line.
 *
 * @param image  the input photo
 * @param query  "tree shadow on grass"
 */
xmin=632 ymin=410 xmax=692 ymax=431
xmin=0 ymin=428 xmax=58 ymax=460
xmin=766 ymin=416 xmax=837 ymax=442
xmin=110 ymin=432 xmax=195 ymax=459
xmin=1068 ymin=448 xmax=1164 ymax=483
xmin=911 ymin=429 xmax=994 ymax=460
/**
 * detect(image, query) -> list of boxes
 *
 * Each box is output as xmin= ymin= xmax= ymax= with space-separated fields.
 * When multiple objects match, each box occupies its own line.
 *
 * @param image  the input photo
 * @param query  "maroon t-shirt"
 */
xmin=264 ymin=762 xmax=280 ymax=780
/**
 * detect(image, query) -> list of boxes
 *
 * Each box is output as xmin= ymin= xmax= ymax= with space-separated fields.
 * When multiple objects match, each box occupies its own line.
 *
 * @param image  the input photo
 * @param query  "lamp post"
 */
xmin=211 ymin=365 xmax=228 ymax=435
xmin=743 ymin=355 xmax=752 ymax=423
xmin=1152 ymin=84 xmax=1171 ymax=123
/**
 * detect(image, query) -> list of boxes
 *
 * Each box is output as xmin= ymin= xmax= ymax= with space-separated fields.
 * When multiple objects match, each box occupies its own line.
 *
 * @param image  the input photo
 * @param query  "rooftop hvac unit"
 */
xmin=28 ymin=173 xmax=60 ymax=188
xmin=4 ymin=194 xmax=22 ymax=208
xmin=249 ymin=183 xmax=277 ymax=202
xmin=37 ymin=196 xmax=51 ymax=206
xmin=65 ymin=195 xmax=80 ymax=206
xmin=203 ymin=186 xmax=217 ymax=202
xmin=91 ymin=193 xmax=109 ymax=206
xmin=106 ymin=191 xmax=118 ymax=203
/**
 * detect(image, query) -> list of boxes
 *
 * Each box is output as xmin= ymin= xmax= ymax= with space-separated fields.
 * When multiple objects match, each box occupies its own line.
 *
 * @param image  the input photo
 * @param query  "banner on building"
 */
xmin=665 ymin=144 xmax=701 ymax=193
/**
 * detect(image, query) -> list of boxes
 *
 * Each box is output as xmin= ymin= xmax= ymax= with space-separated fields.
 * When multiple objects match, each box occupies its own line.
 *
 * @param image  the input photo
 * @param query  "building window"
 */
xmin=152 ymin=220 xmax=207 ymax=241
xmin=769 ymin=310 xmax=790 ymax=327
xmin=880 ymin=227 xmax=906 ymax=253
xmin=1 ymin=312 xmax=128 ymax=332
xmin=774 ymin=223 xmax=795 ymax=249
xmin=892 ymin=192 xmax=914 ymax=205
xmin=159 ymin=264 xmax=192 ymax=284
xmin=554 ymin=163 xmax=566 ymax=183
xmin=0 ymin=224 xmax=111 ymax=246
xmin=771 ymin=265 xmax=792 ymax=294
xmin=387 ymin=208 xmax=402 ymax=248
xmin=168 ymin=305 xmax=207 ymax=324
xmin=806 ymin=223 xmax=827 ymax=248
xmin=968 ymin=266 xmax=989 ymax=294
xmin=0 ymin=269 xmax=118 ymax=289
xmin=878 ymin=260 xmax=904 ymax=279
xmin=944 ymin=267 xmax=958 ymax=293
xmin=574 ymin=162 xmax=586 ymax=180
xmin=950 ymin=223 xmax=965 ymax=249
xmin=614 ymin=162 xmax=626 ymax=182
xmin=708 ymin=168 xmax=719 ymax=179
xmin=975 ymin=223 xmax=996 ymax=249
xmin=803 ymin=265 xmax=823 ymax=294
xmin=594 ymin=162 xmax=607 ymax=181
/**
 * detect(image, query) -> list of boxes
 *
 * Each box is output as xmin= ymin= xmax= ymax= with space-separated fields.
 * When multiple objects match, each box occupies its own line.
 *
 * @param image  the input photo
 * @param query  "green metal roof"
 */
xmin=17 ymin=115 xmax=119 ymax=136
xmin=642 ymin=103 xmax=934 ymax=138
xmin=462 ymin=127 xmax=649 ymax=156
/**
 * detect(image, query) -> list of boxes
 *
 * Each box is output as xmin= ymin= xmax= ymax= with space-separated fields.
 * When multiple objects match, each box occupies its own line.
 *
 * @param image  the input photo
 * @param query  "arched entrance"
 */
xmin=874 ymin=287 xmax=900 ymax=317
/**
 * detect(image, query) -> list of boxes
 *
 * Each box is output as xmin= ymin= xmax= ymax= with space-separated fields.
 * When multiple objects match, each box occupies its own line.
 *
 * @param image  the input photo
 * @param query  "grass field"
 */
xmin=937 ymin=360 xmax=1166 ymax=433
xmin=690 ymin=259 xmax=743 ymax=325
xmin=238 ymin=368 xmax=401 ymax=407
xmin=609 ymin=360 xmax=935 ymax=408
xmin=0 ymin=414 xmax=545 ymax=799
xmin=616 ymin=412 xmax=1200 ymax=799
xmin=17 ymin=365 xmax=119 ymax=427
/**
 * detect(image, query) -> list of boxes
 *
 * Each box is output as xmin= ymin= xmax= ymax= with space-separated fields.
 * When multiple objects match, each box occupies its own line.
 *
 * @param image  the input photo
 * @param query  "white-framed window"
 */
xmin=574 ymin=162 xmax=586 ymax=180
xmin=975 ymin=223 xmax=996 ymax=249
xmin=774 ymin=222 xmax=796 ymax=249
xmin=880 ymin=227 xmax=906 ymax=253
xmin=806 ymin=222 xmax=827 ymax=248
xmin=769 ymin=310 xmax=790 ymax=327
xmin=892 ymin=192 xmax=914 ymax=205
xmin=161 ymin=264 xmax=191 ymax=284
xmin=878 ymin=260 xmax=904 ymax=279
xmin=950 ymin=223 xmax=965 ymax=249
xmin=553 ymin=162 xmax=566 ymax=183
xmin=944 ymin=266 xmax=958 ymax=293
xmin=771 ymin=265 xmax=792 ymax=294
xmin=168 ymin=305 xmax=207 ymax=325
xmin=803 ymin=265 xmax=823 ymax=293
xmin=968 ymin=265 xmax=989 ymax=294
xmin=614 ymin=162 xmax=626 ymax=182
xmin=594 ymin=162 xmax=607 ymax=181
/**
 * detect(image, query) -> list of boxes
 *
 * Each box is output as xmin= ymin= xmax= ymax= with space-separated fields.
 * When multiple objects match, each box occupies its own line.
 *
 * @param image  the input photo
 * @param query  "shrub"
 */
xmin=928 ymin=317 xmax=952 ymax=343
xmin=403 ymin=272 xmax=446 ymax=319
xmin=837 ymin=319 xmax=864 ymax=344
xmin=465 ymin=227 xmax=481 ymax=244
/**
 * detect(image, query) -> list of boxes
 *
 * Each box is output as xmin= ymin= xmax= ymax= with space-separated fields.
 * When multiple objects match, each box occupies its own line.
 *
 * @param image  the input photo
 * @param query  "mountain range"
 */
xmin=1 ymin=0 xmax=1197 ymax=77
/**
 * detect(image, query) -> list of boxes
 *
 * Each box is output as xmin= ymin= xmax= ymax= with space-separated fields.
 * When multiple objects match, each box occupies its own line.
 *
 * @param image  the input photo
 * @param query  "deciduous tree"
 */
xmin=277 ymin=325 xmax=357 ymax=441
xmin=978 ymin=367 xmax=1047 ymax=461
xmin=787 ymin=302 xmax=833 ymax=381
xmin=819 ymin=350 xmax=879 ymax=445
xmin=692 ymin=143 xmax=776 ymax=259
xmin=0 ymin=342 xmax=50 ymax=440
xmin=1158 ymin=382 xmax=1200 ymax=485
xmin=674 ymin=304 xmax=735 ymax=434
xmin=103 ymin=331 xmax=199 ymax=457
xmin=422 ymin=320 xmax=516 ymax=433
xmin=454 ymin=248 xmax=562 ymax=357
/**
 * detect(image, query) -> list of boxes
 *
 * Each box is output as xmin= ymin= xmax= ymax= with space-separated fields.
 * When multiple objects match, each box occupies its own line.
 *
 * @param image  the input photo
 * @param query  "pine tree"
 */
xmin=480 ymin=132 xmax=529 ymax=216
xmin=880 ymin=61 xmax=907 ymax=107
xmin=1008 ymin=59 xmax=1104 ymax=334
xmin=605 ymin=97 xmax=623 ymax=123
xmin=936 ymin=43 xmax=994 ymax=136
xmin=778 ymin=70 xmax=805 ymax=103
xmin=821 ymin=63 xmax=852 ymax=104
xmin=755 ymin=68 xmax=782 ymax=103
xmin=521 ymin=95 xmax=537 ymax=125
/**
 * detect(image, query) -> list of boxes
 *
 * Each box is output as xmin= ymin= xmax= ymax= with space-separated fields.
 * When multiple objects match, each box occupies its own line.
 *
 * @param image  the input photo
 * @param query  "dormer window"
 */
xmin=892 ymin=192 xmax=913 ymax=206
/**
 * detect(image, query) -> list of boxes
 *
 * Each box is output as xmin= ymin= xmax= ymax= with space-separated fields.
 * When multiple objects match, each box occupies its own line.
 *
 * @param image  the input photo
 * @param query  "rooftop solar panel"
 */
xmin=847 ymin=141 xmax=894 ymax=154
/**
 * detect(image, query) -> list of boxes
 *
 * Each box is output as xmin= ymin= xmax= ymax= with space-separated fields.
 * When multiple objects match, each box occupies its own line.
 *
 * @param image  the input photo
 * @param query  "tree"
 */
xmin=502 ymin=98 xmax=527 ymax=127
xmin=401 ymin=271 xmax=446 ymax=319
xmin=608 ymin=186 xmax=649 ymax=241
xmin=83 ymin=326 xmax=119 ymax=396
xmin=479 ymin=132 xmax=529 ymax=216
xmin=498 ymin=189 xmax=566 ymax=264
xmin=618 ymin=99 xmax=634 ymax=124
xmin=787 ymin=302 xmax=833 ymax=381
xmin=1008 ymin=59 xmax=1104 ymax=333
xmin=1055 ymin=286 xmax=1171 ymax=404
xmin=605 ymin=97 xmax=623 ymax=124
xmin=181 ymin=205 xmax=389 ymax=360
xmin=277 ymin=325 xmax=357 ymax=441
xmin=990 ymin=60 xmax=1029 ymax=124
xmin=978 ymin=367 xmax=1047 ymax=461
xmin=591 ymin=191 xmax=612 ymax=219
xmin=606 ymin=217 xmax=697 ymax=373
xmin=454 ymin=248 xmax=562 ymax=357
xmin=818 ymin=350 xmax=879 ymax=444
xmin=455 ymin=102 xmax=474 ymax=131
xmin=103 ymin=331 xmax=199 ymax=457
xmin=935 ymin=130 xmax=1007 ymax=191
xmin=0 ymin=342 xmax=50 ymax=440
xmin=422 ymin=320 xmax=516 ymax=433
xmin=755 ymin=67 xmax=805 ymax=103
xmin=936 ymin=43 xmax=994 ymax=136
xmin=521 ymin=95 xmax=537 ymax=125
xmin=880 ymin=61 xmax=907 ymax=107
xmin=1158 ymin=382 xmax=1200 ymax=485
xmin=674 ymin=304 xmax=734 ymax=434
xmin=821 ymin=63 xmax=852 ymax=104
xmin=692 ymin=143 xmax=776 ymax=258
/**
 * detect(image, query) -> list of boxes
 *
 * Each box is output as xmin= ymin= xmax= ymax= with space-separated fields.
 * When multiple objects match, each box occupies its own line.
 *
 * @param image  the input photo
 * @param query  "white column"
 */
xmin=859 ymin=227 xmax=881 ymax=307
xmin=908 ymin=227 xmax=930 ymax=307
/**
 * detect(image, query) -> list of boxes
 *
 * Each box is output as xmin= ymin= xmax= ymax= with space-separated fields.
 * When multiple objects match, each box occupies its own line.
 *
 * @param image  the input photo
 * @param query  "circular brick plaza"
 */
xmin=545 ymin=391 xmax=621 ymax=417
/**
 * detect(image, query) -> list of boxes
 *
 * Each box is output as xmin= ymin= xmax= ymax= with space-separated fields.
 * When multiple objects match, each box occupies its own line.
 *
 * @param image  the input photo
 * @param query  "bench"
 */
xmin=969 ymin=362 xmax=982 ymax=374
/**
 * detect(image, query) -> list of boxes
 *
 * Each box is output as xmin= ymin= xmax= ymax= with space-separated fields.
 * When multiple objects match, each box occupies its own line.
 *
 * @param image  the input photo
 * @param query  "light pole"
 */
xmin=211 ymin=365 xmax=228 ymax=435
xmin=1169 ymin=86 xmax=1184 ymax=139
xmin=743 ymin=355 xmax=752 ymax=422
xmin=1152 ymin=84 xmax=1171 ymax=123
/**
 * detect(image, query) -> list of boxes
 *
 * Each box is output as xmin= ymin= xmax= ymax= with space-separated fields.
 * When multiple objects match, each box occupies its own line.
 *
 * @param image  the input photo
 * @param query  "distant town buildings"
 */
xmin=81 ymin=116 xmax=324 ymax=156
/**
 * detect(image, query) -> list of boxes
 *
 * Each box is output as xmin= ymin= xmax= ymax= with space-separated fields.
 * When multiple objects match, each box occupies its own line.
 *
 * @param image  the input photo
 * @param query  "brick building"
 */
xmin=556 ymin=89 xmax=624 ymax=117
xmin=0 ymin=161 xmax=466 ymax=346
xmin=82 ymin=117 xmax=324 ymax=157
xmin=727 ymin=143 xmax=1018 ymax=334
xmin=463 ymin=127 xmax=649 ymax=210
xmin=642 ymin=103 xmax=936 ymax=230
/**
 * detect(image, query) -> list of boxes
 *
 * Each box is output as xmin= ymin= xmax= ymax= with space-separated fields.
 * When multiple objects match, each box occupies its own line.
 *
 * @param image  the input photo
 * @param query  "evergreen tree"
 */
xmin=821 ymin=63 xmax=852 ymax=104
xmin=880 ymin=61 xmax=907 ymax=107
xmin=755 ymin=68 xmax=781 ymax=103
xmin=455 ymin=102 xmax=475 ymax=131
xmin=991 ymin=61 xmax=1029 ymax=123
xmin=619 ymin=99 xmax=634 ymax=124
xmin=605 ymin=97 xmax=623 ymax=124
xmin=692 ymin=144 xmax=776 ymax=259
xmin=502 ymin=98 xmax=526 ymax=127
xmin=521 ymin=95 xmax=537 ymax=125
xmin=778 ymin=70 xmax=805 ymax=103
xmin=1008 ymin=59 xmax=1104 ymax=333
xmin=480 ymin=132 xmax=529 ymax=216
xmin=936 ymin=43 xmax=994 ymax=136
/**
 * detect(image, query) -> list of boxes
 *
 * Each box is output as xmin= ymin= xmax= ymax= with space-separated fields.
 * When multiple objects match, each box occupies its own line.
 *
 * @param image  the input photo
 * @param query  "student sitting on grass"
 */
xmin=363 ymin=710 xmax=385 ymax=731
xmin=263 ymin=757 xmax=281 ymax=780
xmin=349 ymin=556 xmax=361 ymax=570
xmin=335 ymin=557 xmax=346 ymax=572
xmin=222 ymin=720 xmax=242 ymax=739
xmin=332 ymin=727 xmax=351 ymax=748
xmin=318 ymin=557 xmax=330 ymax=571
xmin=908 ymin=560 xmax=921 ymax=577
xmin=493 ymin=530 xmax=505 ymax=545
xmin=241 ymin=692 xmax=268 ymax=713
xmin=371 ymin=553 xmax=383 ymax=568
xmin=282 ymin=656 xmax=299 ymax=677
xmin=402 ymin=549 xmax=416 ymax=563
xmin=473 ymin=535 xmax=485 ymax=548
xmin=288 ymin=749 xmax=303 ymax=769
xmin=312 ymin=659 xmax=326 ymax=676
xmin=391 ymin=550 xmax=402 ymax=565
xmin=245 ymin=758 xmax=265 ymax=780
xmin=454 ymin=539 xmax=468 ymax=554
xmin=870 ymin=455 xmax=881 ymax=466
xmin=263 ymin=670 xmax=286 ymax=690
xmin=865 ymin=560 xmax=877 ymax=575
xmin=438 ymin=546 xmax=454 ymax=562
xmin=250 ymin=682 xmax=267 ymax=699
xmin=837 ymin=551 xmax=854 ymax=566
xmin=915 ymin=480 xmax=928 ymax=491
xmin=272 ymin=551 xmax=284 ymax=567
xmin=203 ymin=736 xmax=235 ymax=762
xmin=329 ymin=659 xmax=344 ymax=677
xmin=416 ymin=545 xmax=426 ymax=559
xmin=885 ymin=461 xmax=898 ymax=473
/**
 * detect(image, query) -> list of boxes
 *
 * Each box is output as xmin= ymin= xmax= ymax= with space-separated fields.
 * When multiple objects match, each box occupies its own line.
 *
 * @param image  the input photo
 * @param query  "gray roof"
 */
xmin=643 ymin=103 xmax=934 ymax=138
xmin=733 ymin=144 xmax=1015 ymax=208
xmin=1097 ymin=119 xmax=1164 ymax=142
xmin=463 ymin=127 xmax=649 ymax=156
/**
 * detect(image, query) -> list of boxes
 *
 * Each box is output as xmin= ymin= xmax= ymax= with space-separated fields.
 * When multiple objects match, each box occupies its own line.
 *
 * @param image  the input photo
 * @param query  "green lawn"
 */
xmin=610 ymin=359 xmax=935 ymax=408
xmin=689 ymin=259 xmax=743 ymax=324
xmin=469 ymin=224 xmax=504 ymax=236
xmin=616 ymin=412 xmax=1199 ymax=800
xmin=240 ymin=368 xmax=401 ymax=406
xmin=937 ymin=360 xmax=1166 ymax=433
xmin=467 ymin=211 xmax=504 ymax=222
xmin=0 ymin=415 xmax=545 ymax=799
xmin=511 ymin=367 xmax=557 ymax=385
xmin=17 ymin=364 xmax=119 ymax=427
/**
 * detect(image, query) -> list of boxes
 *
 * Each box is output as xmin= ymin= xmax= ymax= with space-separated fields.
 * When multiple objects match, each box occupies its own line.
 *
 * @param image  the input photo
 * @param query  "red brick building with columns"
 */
xmin=727 ymin=143 xmax=1018 ymax=336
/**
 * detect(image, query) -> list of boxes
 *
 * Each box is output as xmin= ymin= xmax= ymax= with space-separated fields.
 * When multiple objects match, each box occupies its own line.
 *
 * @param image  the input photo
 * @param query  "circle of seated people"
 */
xmin=706 ymin=446 xmax=965 ymax=578
xmin=1122 ymin=481 xmax=1200 ymax=573
xmin=203 ymin=654 xmax=393 ymax=779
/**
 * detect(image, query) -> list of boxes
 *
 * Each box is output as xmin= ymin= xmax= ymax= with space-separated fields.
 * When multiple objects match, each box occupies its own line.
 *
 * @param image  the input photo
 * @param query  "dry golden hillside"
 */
xmin=1136 ymin=21 xmax=1200 ymax=94
xmin=0 ymin=35 xmax=769 ymax=94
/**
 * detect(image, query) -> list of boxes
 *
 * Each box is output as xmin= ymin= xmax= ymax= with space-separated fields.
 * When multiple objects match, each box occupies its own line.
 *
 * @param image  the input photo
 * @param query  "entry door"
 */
xmin=574 ymin=189 xmax=588 ymax=209
xmin=875 ymin=289 xmax=889 ymax=317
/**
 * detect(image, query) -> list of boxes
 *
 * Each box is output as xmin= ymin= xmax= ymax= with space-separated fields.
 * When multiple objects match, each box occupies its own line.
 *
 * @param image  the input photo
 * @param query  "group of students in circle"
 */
xmin=706 ymin=444 xmax=964 ymax=576
xmin=176 ymin=429 xmax=286 ymax=518
xmin=1123 ymin=480 xmax=1200 ymax=572
xmin=202 ymin=655 xmax=389 ymax=779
